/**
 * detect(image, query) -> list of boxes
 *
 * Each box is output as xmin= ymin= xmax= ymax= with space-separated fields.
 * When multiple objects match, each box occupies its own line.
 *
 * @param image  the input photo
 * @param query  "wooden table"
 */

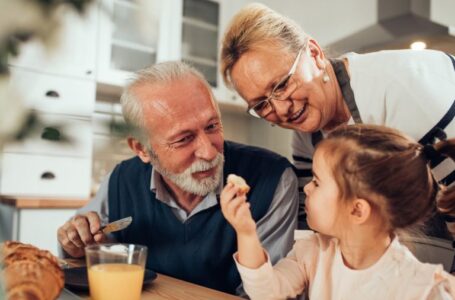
xmin=65 ymin=259 xmax=242 ymax=300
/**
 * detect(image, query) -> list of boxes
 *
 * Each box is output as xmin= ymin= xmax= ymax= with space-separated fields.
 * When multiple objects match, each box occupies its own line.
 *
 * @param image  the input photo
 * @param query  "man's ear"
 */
xmin=349 ymin=198 xmax=371 ymax=225
xmin=127 ymin=137 xmax=152 ymax=163
xmin=308 ymin=39 xmax=327 ymax=70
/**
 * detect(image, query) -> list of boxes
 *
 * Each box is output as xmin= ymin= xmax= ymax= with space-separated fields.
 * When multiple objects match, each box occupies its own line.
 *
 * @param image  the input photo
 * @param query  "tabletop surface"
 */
xmin=64 ymin=259 xmax=242 ymax=300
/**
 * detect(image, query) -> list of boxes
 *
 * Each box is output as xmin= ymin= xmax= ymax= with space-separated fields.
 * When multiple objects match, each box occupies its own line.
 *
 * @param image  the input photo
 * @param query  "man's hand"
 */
xmin=57 ymin=211 xmax=107 ymax=258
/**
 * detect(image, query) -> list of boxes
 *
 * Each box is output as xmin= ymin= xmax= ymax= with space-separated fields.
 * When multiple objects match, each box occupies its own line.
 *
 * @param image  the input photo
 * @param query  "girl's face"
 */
xmin=303 ymin=148 xmax=346 ymax=235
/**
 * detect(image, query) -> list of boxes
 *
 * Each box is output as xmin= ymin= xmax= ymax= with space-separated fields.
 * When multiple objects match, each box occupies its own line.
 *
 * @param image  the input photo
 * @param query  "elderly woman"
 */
xmin=220 ymin=3 xmax=455 ymax=236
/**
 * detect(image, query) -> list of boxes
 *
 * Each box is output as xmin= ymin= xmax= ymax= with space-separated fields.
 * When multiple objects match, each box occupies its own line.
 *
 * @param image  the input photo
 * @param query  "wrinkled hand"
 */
xmin=220 ymin=182 xmax=256 ymax=235
xmin=57 ymin=211 xmax=107 ymax=258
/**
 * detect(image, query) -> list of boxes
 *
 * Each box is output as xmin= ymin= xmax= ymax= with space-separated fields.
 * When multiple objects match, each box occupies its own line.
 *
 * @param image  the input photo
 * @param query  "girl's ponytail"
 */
xmin=434 ymin=139 xmax=455 ymax=218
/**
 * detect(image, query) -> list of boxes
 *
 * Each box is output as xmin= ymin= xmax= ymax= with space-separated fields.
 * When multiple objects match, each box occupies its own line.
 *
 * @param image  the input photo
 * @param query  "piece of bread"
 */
xmin=1 ymin=241 xmax=64 ymax=300
xmin=227 ymin=174 xmax=250 ymax=194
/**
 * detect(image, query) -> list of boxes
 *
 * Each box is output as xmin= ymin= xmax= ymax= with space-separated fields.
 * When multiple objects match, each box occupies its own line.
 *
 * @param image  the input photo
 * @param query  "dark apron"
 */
xmin=327 ymin=55 xmax=455 ymax=270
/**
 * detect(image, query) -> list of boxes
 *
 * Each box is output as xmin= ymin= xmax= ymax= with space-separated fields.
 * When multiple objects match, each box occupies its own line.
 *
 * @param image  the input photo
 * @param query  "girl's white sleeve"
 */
xmin=234 ymin=237 xmax=317 ymax=300
xmin=425 ymin=272 xmax=455 ymax=300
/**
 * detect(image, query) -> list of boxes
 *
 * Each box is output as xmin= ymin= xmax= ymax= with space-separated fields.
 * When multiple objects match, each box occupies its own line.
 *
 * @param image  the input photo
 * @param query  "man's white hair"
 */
xmin=120 ymin=61 xmax=219 ymax=145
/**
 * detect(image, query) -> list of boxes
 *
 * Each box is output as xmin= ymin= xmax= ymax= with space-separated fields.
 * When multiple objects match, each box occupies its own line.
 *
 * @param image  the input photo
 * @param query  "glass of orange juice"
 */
xmin=85 ymin=244 xmax=148 ymax=300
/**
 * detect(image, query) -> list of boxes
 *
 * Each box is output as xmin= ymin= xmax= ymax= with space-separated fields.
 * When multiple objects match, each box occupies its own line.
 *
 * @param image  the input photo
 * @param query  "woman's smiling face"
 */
xmin=230 ymin=41 xmax=339 ymax=133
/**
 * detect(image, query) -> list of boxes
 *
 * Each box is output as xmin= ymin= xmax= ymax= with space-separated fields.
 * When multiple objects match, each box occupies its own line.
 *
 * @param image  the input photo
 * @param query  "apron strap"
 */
xmin=418 ymin=99 xmax=455 ymax=146
xmin=311 ymin=131 xmax=323 ymax=147
xmin=419 ymin=54 xmax=455 ymax=173
xmin=310 ymin=59 xmax=361 ymax=147
xmin=330 ymin=58 xmax=362 ymax=123
xmin=419 ymin=53 xmax=455 ymax=146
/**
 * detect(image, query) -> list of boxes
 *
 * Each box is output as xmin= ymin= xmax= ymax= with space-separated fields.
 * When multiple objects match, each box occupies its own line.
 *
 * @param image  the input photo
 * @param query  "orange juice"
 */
xmin=88 ymin=263 xmax=144 ymax=300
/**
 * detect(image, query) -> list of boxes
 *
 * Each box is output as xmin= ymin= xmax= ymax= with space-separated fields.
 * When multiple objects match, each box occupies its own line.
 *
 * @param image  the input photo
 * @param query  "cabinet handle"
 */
xmin=45 ymin=90 xmax=60 ymax=98
xmin=40 ymin=172 xmax=56 ymax=180
xmin=41 ymin=127 xmax=61 ymax=141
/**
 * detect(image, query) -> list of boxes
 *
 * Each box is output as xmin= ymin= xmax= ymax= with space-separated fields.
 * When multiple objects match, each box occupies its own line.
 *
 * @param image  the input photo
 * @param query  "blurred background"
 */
xmin=0 ymin=0 xmax=454 ymax=254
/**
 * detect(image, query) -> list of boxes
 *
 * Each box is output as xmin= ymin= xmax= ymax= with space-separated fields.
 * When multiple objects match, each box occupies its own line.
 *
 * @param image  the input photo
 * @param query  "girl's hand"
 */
xmin=221 ymin=183 xmax=267 ymax=269
xmin=220 ymin=182 xmax=257 ymax=235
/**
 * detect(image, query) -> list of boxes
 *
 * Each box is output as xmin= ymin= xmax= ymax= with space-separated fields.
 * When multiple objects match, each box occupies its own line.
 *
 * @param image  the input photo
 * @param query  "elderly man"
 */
xmin=57 ymin=61 xmax=298 ymax=295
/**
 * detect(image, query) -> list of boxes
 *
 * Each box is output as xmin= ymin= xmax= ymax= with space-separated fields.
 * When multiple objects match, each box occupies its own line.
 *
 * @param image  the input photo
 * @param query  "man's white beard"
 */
xmin=151 ymin=152 xmax=224 ymax=196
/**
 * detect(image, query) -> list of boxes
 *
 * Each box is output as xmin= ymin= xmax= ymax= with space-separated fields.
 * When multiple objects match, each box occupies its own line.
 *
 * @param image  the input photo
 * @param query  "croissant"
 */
xmin=1 ymin=241 xmax=64 ymax=300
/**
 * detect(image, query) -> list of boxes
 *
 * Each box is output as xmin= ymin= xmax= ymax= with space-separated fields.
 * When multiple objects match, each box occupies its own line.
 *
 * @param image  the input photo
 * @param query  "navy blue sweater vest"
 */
xmin=108 ymin=141 xmax=291 ymax=294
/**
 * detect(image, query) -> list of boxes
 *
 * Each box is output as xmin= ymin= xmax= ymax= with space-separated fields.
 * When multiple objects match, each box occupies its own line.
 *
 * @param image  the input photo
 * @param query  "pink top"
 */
xmin=235 ymin=231 xmax=455 ymax=300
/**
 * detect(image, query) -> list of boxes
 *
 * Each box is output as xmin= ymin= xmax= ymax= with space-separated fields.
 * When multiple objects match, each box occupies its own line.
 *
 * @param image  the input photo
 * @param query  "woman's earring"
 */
xmin=322 ymin=69 xmax=330 ymax=83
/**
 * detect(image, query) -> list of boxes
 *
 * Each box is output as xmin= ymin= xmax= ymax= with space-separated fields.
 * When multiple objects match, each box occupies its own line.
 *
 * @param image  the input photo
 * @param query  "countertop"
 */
xmin=0 ymin=196 xmax=88 ymax=209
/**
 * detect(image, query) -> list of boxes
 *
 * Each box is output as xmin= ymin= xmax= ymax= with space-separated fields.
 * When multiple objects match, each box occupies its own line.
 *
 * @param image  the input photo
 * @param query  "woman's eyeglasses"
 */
xmin=247 ymin=43 xmax=306 ymax=119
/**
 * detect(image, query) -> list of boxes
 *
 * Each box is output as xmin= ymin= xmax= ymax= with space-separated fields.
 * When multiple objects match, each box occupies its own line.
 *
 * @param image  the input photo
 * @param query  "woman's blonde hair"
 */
xmin=220 ymin=3 xmax=307 ymax=88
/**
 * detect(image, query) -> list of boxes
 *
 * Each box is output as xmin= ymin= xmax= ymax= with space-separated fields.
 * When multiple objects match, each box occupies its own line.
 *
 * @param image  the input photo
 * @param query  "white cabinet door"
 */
xmin=3 ymin=115 xmax=92 ymax=158
xmin=216 ymin=0 xmax=248 ymax=108
xmin=181 ymin=0 xmax=246 ymax=108
xmin=97 ymin=0 xmax=180 ymax=87
xmin=1 ymin=153 xmax=92 ymax=199
xmin=181 ymin=0 xmax=219 ymax=91
xmin=9 ymin=68 xmax=96 ymax=116
xmin=95 ymin=0 xmax=245 ymax=108
xmin=18 ymin=208 xmax=76 ymax=255
xmin=8 ymin=3 xmax=98 ymax=80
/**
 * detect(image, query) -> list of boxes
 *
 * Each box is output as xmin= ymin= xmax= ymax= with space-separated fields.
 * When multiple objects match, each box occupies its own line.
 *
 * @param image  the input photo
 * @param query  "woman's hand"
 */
xmin=220 ymin=182 xmax=256 ymax=235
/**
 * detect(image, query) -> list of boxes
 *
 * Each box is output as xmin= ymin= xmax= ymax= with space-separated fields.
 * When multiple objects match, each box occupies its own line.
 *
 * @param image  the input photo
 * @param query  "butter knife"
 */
xmin=101 ymin=216 xmax=133 ymax=234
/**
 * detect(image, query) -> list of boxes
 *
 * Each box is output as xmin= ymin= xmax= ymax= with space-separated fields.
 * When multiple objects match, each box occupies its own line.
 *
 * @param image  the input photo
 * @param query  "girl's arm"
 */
xmin=220 ymin=182 xmax=266 ymax=268
xmin=236 ymin=230 xmax=266 ymax=268
xmin=221 ymin=182 xmax=310 ymax=299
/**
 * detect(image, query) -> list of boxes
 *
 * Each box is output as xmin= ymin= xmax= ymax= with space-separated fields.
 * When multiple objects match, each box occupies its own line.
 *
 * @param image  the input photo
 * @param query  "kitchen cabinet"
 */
xmin=17 ymin=209 xmax=76 ymax=255
xmin=1 ymin=4 xmax=97 ymax=199
xmin=0 ymin=110 xmax=93 ymax=198
xmin=1 ymin=154 xmax=91 ymax=199
xmin=181 ymin=0 xmax=221 ymax=97
xmin=96 ymin=0 xmax=245 ymax=108
xmin=8 ymin=3 xmax=98 ymax=80
xmin=216 ymin=0 xmax=250 ymax=108
xmin=3 ymin=115 xmax=92 ymax=158
xmin=8 ymin=69 xmax=96 ymax=116
xmin=96 ymin=0 xmax=180 ymax=87
xmin=0 ymin=197 xmax=87 ymax=256
xmin=1 ymin=114 xmax=92 ymax=199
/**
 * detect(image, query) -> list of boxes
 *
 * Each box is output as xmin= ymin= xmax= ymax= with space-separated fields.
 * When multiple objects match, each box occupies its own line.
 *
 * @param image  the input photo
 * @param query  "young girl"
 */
xmin=221 ymin=124 xmax=455 ymax=300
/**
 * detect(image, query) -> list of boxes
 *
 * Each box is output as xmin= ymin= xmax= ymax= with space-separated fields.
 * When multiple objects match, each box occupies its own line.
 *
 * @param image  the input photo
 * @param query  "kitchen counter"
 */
xmin=0 ymin=196 xmax=88 ymax=208
xmin=0 ymin=196 xmax=88 ymax=255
